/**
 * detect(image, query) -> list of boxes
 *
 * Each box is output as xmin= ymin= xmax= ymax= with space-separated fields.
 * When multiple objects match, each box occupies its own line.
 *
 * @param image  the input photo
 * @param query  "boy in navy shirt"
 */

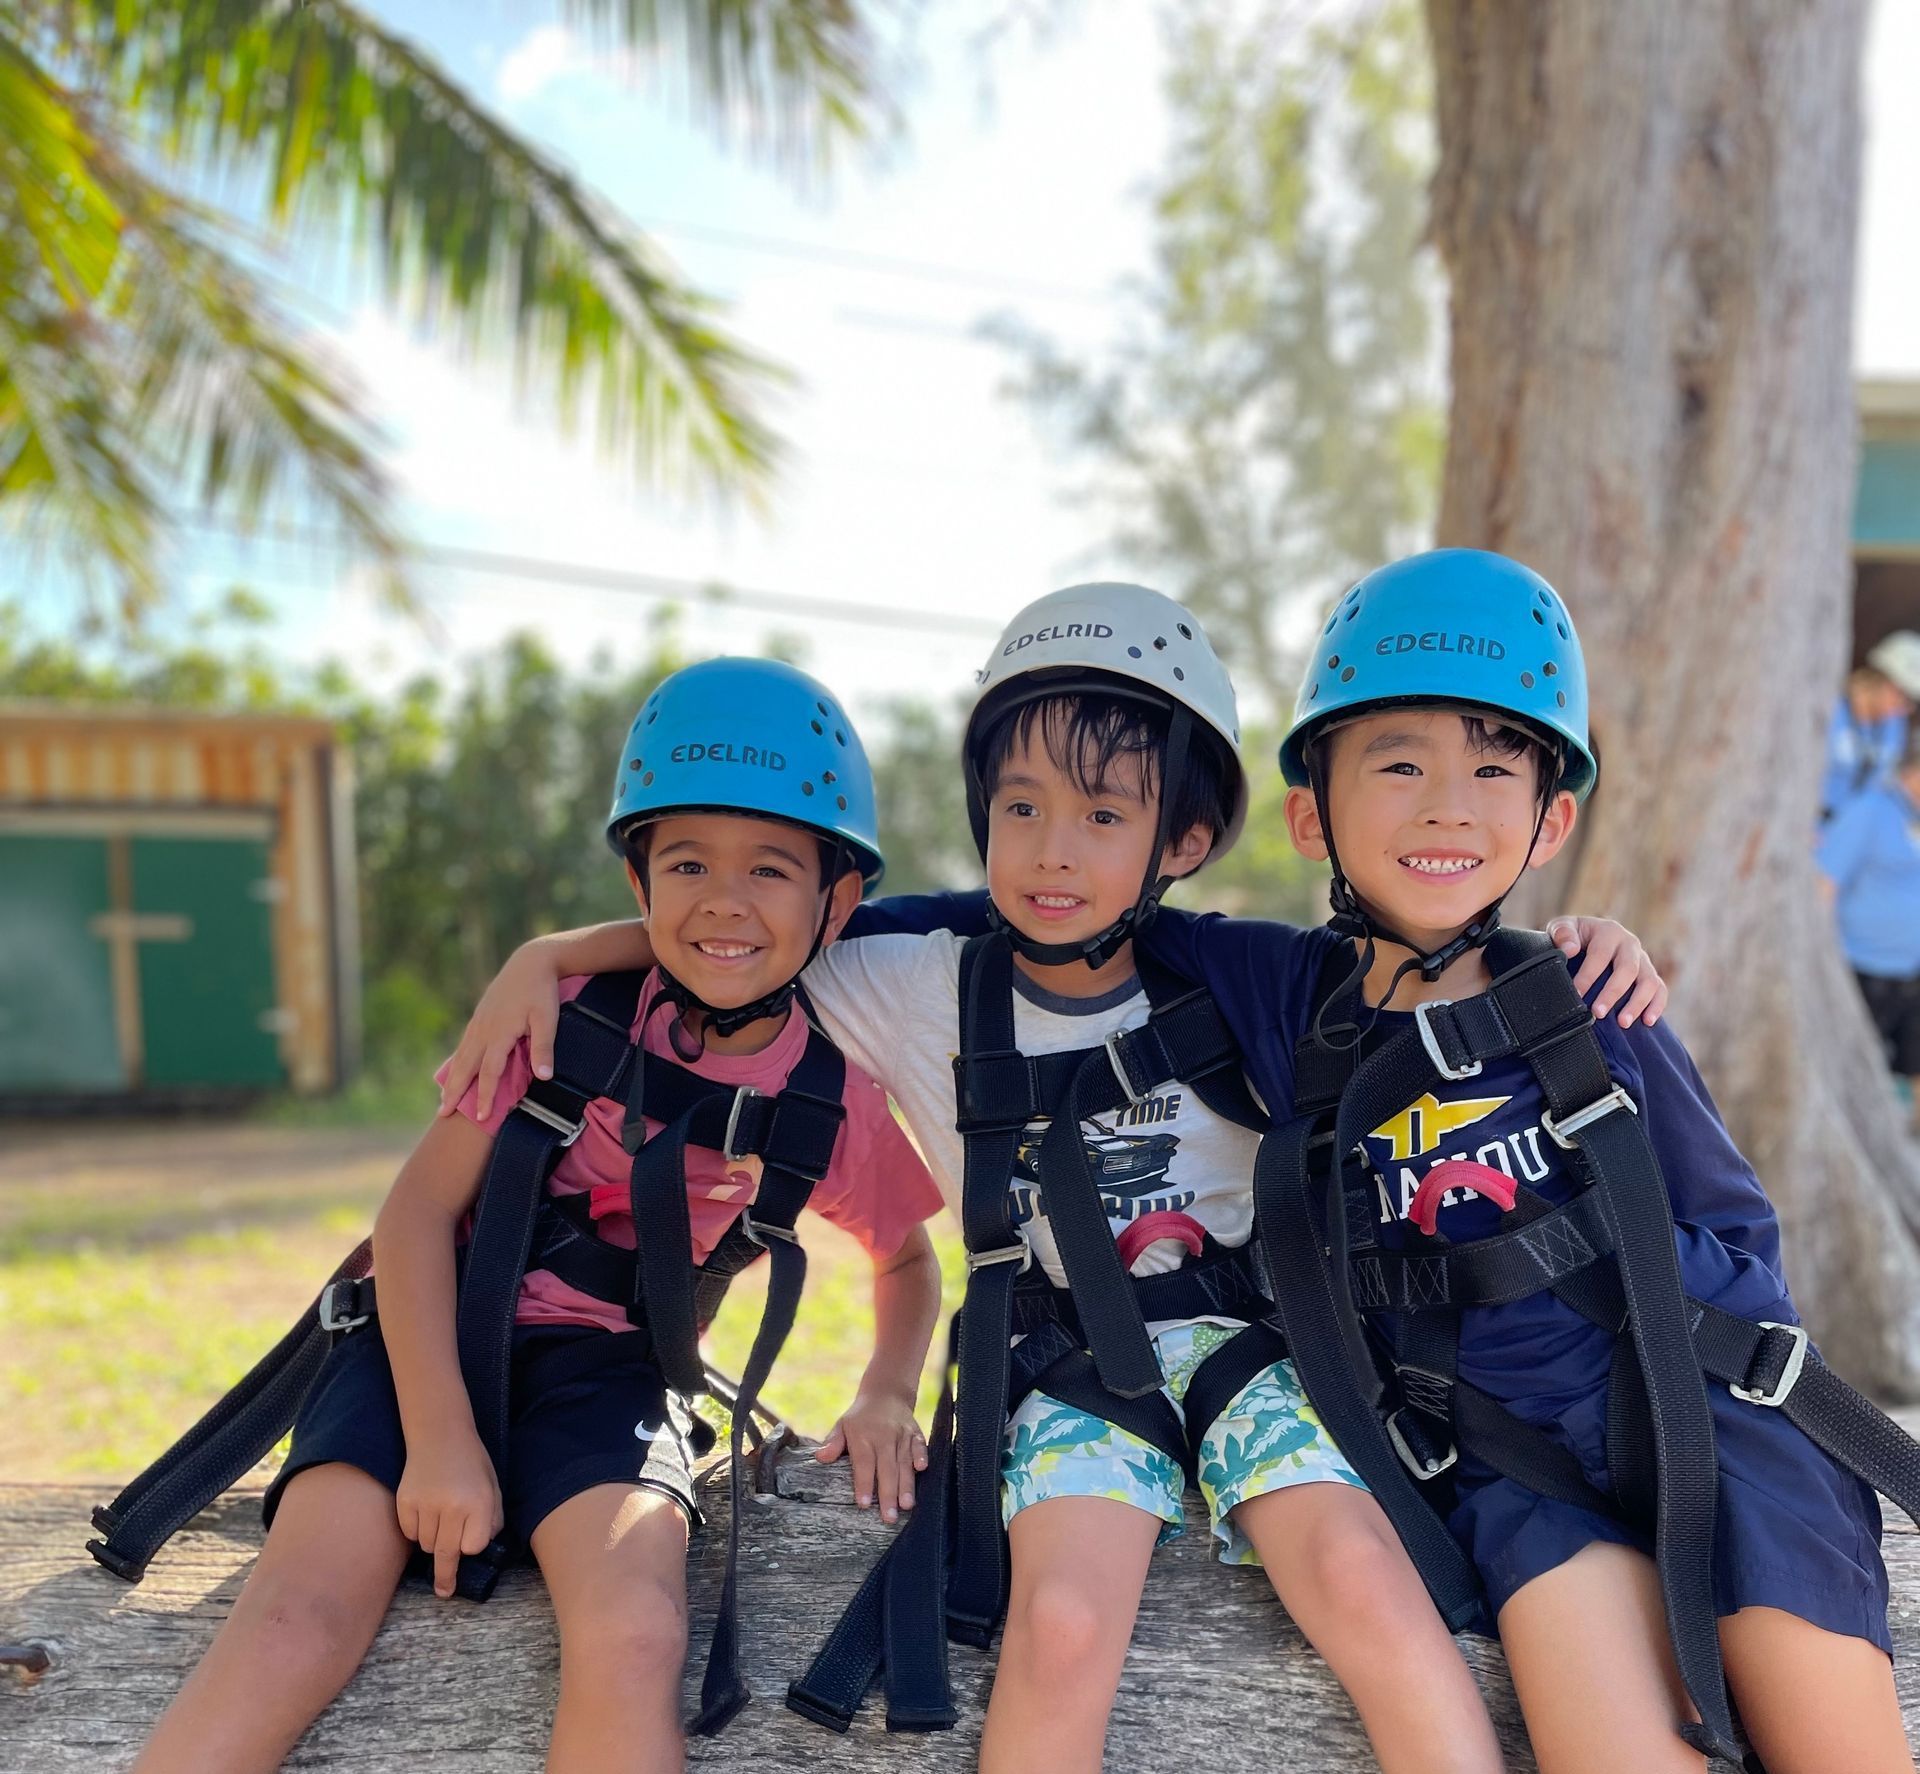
xmin=1143 ymin=552 xmax=1906 ymax=1774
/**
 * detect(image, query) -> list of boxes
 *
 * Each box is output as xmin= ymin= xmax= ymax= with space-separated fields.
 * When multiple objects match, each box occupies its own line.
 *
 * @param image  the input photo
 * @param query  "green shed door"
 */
xmin=131 ymin=836 xmax=285 ymax=1089
xmin=0 ymin=835 xmax=127 ymax=1091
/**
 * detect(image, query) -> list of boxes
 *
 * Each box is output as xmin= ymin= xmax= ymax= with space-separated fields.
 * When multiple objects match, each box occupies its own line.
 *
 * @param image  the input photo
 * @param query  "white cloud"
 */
xmin=494 ymin=24 xmax=589 ymax=106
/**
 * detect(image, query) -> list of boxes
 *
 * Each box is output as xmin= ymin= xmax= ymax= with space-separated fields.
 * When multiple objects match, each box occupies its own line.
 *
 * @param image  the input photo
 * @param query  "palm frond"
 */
xmin=51 ymin=0 xmax=812 ymax=492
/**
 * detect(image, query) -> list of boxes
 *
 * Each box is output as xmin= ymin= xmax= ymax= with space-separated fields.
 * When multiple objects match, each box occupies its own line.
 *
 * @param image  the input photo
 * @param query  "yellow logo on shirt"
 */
xmin=1370 ymin=1092 xmax=1512 ymax=1162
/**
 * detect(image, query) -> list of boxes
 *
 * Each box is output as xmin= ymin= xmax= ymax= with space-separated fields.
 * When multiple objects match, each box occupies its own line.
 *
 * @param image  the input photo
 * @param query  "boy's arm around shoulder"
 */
xmin=373 ymin=1110 xmax=506 ymax=1596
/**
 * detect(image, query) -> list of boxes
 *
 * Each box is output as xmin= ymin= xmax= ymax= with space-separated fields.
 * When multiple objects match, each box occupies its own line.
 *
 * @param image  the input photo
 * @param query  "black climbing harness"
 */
xmin=87 ymin=969 xmax=848 ymax=1736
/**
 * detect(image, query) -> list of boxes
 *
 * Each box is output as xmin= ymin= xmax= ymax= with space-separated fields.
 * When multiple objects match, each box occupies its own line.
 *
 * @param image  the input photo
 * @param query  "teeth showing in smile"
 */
xmin=1030 ymin=895 xmax=1083 ymax=909
xmin=696 ymin=941 xmax=758 ymax=958
xmin=1400 ymin=856 xmax=1481 ymax=876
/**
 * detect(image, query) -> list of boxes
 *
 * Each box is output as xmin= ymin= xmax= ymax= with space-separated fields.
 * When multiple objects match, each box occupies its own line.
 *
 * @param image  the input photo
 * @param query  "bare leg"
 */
xmin=1498 ymin=1541 xmax=1704 ymax=1774
xmin=530 ymin=1483 xmax=692 ymax=1774
xmin=1234 ymin=1482 xmax=1504 ymax=1774
xmin=133 ymin=1464 xmax=410 ymax=1774
xmin=1721 ymin=1606 xmax=1913 ymax=1774
xmin=977 ymin=1497 xmax=1163 ymax=1774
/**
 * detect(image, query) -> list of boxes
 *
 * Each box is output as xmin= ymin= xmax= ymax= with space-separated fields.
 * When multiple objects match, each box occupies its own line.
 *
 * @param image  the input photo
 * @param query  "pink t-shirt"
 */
xmin=442 ymin=973 xmax=941 ymax=1334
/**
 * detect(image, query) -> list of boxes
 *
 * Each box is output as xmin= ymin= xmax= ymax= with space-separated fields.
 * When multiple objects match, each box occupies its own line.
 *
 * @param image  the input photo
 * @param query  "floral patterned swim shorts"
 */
xmin=999 ymin=1320 xmax=1367 ymax=1565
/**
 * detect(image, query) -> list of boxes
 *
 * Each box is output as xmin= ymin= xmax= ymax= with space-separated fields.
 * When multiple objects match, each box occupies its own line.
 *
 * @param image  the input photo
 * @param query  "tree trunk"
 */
xmin=1422 ymin=0 xmax=1920 ymax=1393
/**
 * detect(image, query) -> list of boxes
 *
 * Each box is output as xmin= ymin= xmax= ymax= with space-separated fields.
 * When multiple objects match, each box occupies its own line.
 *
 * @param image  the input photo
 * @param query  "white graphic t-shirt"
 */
xmin=802 ymin=931 xmax=1260 ymax=1333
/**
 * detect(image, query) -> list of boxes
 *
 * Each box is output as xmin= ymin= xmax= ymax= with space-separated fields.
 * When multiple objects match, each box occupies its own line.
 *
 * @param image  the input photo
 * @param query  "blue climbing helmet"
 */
xmin=1278 ymin=549 xmax=1598 ymax=802
xmin=606 ymin=657 xmax=884 ymax=889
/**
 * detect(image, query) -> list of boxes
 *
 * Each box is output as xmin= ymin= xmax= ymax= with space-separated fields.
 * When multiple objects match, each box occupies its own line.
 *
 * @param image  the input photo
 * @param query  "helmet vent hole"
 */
xmin=1153 ymin=636 xmax=1168 ymax=650
xmin=817 ymin=700 xmax=830 ymax=716
xmin=1531 ymin=609 xmax=1545 ymax=625
xmin=1178 ymin=623 xmax=1192 ymax=639
xmin=641 ymin=771 xmax=655 ymax=787
xmin=1543 ymin=662 xmax=1558 ymax=677
xmin=1537 ymin=588 xmax=1552 ymax=605
xmin=1556 ymin=622 xmax=1570 ymax=639
xmin=810 ymin=719 xmax=823 ymax=735
xmin=1340 ymin=665 xmax=1356 ymax=683
xmin=629 ymin=758 xmax=642 ymax=770
xmin=836 ymin=729 xmax=847 ymax=746
xmin=1323 ymin=614 xmax=1337 ymax=635
xmin=823 ymin=770 xmax=837 ymax=784
xmin=1556 ymin=691 xmax=1568 ymax=708
xmin=1520 ymin=671 xmax=1536 ymax=689
xmin=1309 ymin=683 xmax=1319 ymax=701
xmin=646 ymin=709 xmax=659 ymax=723
xmin=836 ymin=795 xmax=848 ymax=811
xmin=1127 ymin=645 xmax=1143 ymax=659
xmin=801 ymin=781 xmax=815 ymax=797
xmin=1173 ymin=666 xmax=1185 ymax=681
xmin=1328 ymin=654 xmax=1340 ymax=668
xmin=1344 ymin=606 xmax=1358 ymax=622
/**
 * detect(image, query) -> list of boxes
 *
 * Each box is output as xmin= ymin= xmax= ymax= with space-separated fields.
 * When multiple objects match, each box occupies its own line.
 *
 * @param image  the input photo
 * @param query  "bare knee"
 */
xmin=1282 ymin=1502 xmax=1433 ymax=1645
xmin=558 ymin=1578 xmax=689 ymax=1686
xmin=235 ymin=1568 xmax=385 ymax=1679
xmin=1005 ymin=1576 xmax=1123 ymax=1690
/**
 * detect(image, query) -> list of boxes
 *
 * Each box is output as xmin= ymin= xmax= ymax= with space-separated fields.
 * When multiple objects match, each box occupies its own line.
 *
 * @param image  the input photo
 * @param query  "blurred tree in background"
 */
xmin=0 ymin=0 xmax=887 ymax=622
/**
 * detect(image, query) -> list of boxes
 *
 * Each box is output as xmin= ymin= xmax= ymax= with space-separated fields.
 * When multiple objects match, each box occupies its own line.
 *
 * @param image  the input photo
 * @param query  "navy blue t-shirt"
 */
xmin=847 ymin=891 xmax=1795 ymax=1415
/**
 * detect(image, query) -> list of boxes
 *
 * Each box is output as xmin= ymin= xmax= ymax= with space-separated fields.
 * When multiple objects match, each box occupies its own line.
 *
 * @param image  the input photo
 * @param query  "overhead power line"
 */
xmin=181 ymin=518 xmax=1005 ymax=640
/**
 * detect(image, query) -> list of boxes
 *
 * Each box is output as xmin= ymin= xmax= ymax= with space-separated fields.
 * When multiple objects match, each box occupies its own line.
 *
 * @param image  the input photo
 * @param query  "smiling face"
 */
xmin=627 ymin=812 xmax=861 ymax=1023
xmin=1283 ymin=707 xmax=1578 ymax=955
xmin=980 ymin=701 xmax=1212 ymax=988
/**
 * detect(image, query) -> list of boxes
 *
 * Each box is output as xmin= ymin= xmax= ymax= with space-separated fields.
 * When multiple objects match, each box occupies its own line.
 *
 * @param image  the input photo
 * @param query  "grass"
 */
xmin=1 ymin=1119 xmax=961 ymax=1486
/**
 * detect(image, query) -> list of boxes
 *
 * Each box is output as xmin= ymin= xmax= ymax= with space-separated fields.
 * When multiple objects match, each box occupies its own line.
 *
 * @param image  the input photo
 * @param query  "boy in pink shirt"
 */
xmin=132 ymin=661 xmax=943 ymax=1774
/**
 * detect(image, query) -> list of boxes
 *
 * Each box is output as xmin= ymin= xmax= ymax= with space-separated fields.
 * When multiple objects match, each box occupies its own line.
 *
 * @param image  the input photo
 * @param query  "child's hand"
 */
xmin=813 ymin=1386 xmax=929 ymax=1525
xmin=1545 ymin=916 xmax=1668 ymax=1028
xmin=396 ymin=1432 xmax=505 ymax=1599
xmin=437 ymin=941 xmax=566 ymax=1120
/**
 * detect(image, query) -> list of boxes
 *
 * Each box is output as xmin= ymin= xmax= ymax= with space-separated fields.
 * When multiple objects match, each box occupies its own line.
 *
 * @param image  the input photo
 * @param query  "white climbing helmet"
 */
xmin=1867 ymin=631 xmax=1920 ymax=702
xmin=963 ymin=583 xmax=1249 ymax=858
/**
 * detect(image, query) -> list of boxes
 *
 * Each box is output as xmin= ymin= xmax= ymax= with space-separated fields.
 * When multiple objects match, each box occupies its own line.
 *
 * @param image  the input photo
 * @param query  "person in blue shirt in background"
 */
xmin=1822 ymin=632 xmax=1920 ymax=823
xmin=1818 ymin=726 xmax=1920 ymax=1136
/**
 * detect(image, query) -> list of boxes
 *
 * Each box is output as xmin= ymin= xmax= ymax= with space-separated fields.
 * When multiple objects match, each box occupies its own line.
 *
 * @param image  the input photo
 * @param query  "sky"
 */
xmin=19 ymin=0 xmax=1920 ymax=740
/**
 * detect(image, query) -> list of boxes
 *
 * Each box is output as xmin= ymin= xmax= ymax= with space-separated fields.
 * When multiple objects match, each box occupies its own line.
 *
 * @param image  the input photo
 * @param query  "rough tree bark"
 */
xmin=1423 ymin=0 xmax=1920 ymax=1392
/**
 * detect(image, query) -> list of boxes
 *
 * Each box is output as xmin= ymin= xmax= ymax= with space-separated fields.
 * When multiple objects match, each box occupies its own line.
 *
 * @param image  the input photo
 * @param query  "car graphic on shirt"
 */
xmin=1012 ymin=1117 xmax=1182 ymax=1200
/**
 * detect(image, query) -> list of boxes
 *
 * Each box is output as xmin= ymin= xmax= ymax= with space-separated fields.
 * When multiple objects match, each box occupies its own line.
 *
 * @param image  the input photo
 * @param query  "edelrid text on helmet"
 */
xmin=1279 ymin=549 xmax=1598 ymax=802
xmin=607 ymin=657 xmax=884 ymax=889
xmin=966 ymin=582 xmax=1248 ymax=857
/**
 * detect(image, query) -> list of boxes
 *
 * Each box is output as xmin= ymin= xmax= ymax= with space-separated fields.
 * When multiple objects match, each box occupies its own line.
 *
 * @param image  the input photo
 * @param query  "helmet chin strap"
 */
xmin=640 ymin=837 xmax=847 ymax=1046
xmin=983 ymin=707 xmax=1195 ymax=972
xmin=1304 ymin=745 xmax=1553 ymax=1047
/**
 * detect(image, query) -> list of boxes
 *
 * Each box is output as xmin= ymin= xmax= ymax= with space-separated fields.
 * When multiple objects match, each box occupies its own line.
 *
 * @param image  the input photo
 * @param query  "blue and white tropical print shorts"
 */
xmin=999 ymin=1320 xmax=1366 ymax=1565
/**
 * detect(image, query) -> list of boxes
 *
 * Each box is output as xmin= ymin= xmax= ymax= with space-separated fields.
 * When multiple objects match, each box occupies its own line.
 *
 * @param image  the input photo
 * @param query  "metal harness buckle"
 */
xmin=318 ymin=1280 xmax=372 ymax=1334
xmin=1385 ymin=1407 xmax=1457 ymax=1479
xmin=1104 ymin=1030 xmax=1152 ymax=1107
xmin=1541 ymin=1086 xmax=1638 ymax=1149
xmin=966 ymin=1239 xmax=1032 ymax=1274
xmin=723 ymin=1085 xmax=764 ymax=1163
xmin=1729 ymin=1322 xmax=1810 ymax=1408
xmin=1413 ymin=1000 xmax=1482 ymax=1080
xmin=741 ymin=1212 xmax=800 ymax=1251
xmin=517 ymin=1095 xmax=587 ymax=1146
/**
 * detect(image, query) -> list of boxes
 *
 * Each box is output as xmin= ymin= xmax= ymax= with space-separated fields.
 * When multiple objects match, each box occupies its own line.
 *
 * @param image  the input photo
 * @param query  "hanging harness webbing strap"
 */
xmin=457 ymin=972 xmax=645 ymax=1479
xmin=689 ymin=1020 xmax=846 ymax=1735
xmin=86 ymin=1237 xmax=376 ymax=1584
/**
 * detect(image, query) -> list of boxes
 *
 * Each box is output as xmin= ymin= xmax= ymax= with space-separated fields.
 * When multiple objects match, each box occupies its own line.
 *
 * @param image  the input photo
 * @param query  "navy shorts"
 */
xmin=263 ymin=1321 xmax=706 ymax=1550
xmin=1452 ymin=1361 xmax=1891 ymax=1654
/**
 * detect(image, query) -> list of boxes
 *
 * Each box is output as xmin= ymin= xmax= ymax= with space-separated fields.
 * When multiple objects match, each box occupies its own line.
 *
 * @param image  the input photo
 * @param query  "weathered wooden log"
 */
xmin=4 ymin=1450 xmax=1919 ymax=1772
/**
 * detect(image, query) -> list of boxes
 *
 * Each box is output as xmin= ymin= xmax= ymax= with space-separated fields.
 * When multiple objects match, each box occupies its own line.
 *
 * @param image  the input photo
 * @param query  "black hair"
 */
xmin=1306 ymin=707 xmax=1564 ymax=816
xmin=620 ymin=814 xmax=856 ymax=888
xmin=974 ymin=689 xmax=1233 ymax=848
